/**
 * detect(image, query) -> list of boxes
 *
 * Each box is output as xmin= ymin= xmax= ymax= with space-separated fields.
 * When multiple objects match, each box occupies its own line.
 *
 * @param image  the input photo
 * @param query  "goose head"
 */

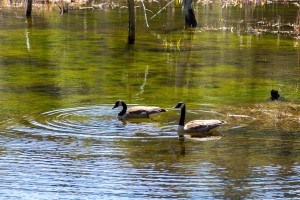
xmin=112 ymin=100 xmax=125 ymax=109
xmin=174 ymin=102 xmax=185 ymax=109
xmin=174 ymin=102 xmax=186 ymax=129
xmin=112 ymin=100 xmax=127 ymax=117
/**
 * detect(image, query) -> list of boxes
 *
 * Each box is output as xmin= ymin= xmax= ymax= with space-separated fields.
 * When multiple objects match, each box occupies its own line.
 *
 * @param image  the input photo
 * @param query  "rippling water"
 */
xmin=1 ymin=4 xmax=300 ymax=199
xmin=1 ymin=104 xmax=299 ymax=199
xmin=10 ymin=105 xmax=176 ymax=138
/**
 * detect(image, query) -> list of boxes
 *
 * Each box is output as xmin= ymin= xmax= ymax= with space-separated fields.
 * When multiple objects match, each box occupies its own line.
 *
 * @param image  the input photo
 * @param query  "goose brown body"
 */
xmin=112 ymin=100 xmax=166 ymax=119
xmin=174 ymin=102 xmax=226 ymax=135
xmin=183 ymin=119 xmax=226 ymax=133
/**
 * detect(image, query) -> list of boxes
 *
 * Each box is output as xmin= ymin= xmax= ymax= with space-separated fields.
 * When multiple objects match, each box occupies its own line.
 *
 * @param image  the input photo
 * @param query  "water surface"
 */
xmin=0 ymin=3 xmax=300 ymax=199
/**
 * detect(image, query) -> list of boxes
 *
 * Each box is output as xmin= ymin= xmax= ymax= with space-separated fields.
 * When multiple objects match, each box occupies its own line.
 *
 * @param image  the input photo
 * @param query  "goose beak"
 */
xmin=112 ymin=104 xmax=118 ymax=109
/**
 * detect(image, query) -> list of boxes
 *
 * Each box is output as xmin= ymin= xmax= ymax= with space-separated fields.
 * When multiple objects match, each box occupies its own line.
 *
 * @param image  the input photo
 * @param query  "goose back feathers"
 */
xmin=112 ymin=100 xmax=166 ymax=119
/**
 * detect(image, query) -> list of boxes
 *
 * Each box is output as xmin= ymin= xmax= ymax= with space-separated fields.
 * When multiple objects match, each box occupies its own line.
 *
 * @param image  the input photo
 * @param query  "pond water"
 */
xmin=0 ymin=3 xmax=300 ymax=199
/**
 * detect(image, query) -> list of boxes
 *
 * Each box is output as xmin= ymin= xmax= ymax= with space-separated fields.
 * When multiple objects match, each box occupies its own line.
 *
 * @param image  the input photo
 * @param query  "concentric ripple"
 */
xmin=9 ymin=105 xmax=177 ymax=139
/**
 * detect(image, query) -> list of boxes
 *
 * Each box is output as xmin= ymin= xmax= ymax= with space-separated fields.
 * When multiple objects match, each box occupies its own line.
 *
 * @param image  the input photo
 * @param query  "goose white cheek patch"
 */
xmin=118 ymin=101 xmax=122 ymax=107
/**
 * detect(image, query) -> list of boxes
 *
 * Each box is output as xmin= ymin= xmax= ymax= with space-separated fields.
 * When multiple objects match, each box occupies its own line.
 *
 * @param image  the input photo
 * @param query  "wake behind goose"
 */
xmin=8 ymin=105 xmax=172 ymax=139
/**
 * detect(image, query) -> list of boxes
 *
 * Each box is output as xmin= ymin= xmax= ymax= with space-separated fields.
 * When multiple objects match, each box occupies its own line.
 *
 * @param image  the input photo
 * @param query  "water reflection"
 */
xmin=1 ymin=103 xmax=300 ymax=199
xmin=25 ymin=17 xmax=32 ymax=53
xmin=0 ymin=5 xmax=300 ymax=199
xmin=8 ymin=105 xmax=175 ymax=139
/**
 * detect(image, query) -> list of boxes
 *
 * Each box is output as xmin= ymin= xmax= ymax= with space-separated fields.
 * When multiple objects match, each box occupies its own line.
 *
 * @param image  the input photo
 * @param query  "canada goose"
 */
xmin=174 ymin=102 xmax=226 ymax=136
xmin=271 ymin=89 xmax=280 ymax=101
xmin=112 ymin=100 xmax=166 ymax=119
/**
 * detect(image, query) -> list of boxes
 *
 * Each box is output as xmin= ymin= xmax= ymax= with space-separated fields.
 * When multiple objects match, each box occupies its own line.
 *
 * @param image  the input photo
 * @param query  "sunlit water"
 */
xmin=1 ymin=3 xmax=300 ymax=199
xmin=10 ymin=105 xmax=176 ymax=138
xmin=2 ymin=104 xmax=299 ymax=199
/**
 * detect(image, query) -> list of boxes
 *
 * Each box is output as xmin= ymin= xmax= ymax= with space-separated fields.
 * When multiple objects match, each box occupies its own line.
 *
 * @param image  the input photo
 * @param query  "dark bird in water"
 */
xmin=271 ymin=89 xmax=280 ymax=101
xmin=112 ymin=100 xmax=166 ymax=119
xmin=174 ymin=102 xmax=226 ymax=137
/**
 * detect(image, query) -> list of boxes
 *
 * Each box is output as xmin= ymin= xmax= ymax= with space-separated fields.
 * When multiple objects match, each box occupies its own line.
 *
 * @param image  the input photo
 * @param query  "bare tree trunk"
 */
xmin=25 ymin=0 xmax=32 ymax=18
xmin=127 ymin=0 xmax=135 ymax=44
xmin=183 ymin=0 xmax=197 ymax=28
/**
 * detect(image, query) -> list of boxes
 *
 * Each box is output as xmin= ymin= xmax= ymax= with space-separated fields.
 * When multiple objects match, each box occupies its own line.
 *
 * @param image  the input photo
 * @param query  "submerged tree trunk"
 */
xmin=58 ymin=0 xmax=69 ymax=14
xmin=127 ymin=0 xmax=135 ymax=44
xmin=25 ymin=0 xmax=32 ymax=18
xmin=183 ymin=0 xmax=197 ymax=28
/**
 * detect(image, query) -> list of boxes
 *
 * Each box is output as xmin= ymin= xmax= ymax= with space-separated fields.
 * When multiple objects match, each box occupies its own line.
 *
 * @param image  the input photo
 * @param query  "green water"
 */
xmin=0 ymin=3 xmax=300 ymax=199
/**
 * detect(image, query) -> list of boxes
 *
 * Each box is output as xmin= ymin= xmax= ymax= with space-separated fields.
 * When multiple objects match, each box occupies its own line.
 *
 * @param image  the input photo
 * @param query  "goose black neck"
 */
xmin=179 ymin=104 xmax=186 ymax=126
xmin=118 ymin=102 xmax=127 ymax=116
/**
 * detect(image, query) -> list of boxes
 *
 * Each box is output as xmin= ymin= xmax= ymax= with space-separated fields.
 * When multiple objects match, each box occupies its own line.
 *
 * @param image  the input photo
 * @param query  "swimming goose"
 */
xmin=112 ymin=100 xmax=167 ymax=119
xmin=174 ymin=102 xmax=226 ymax=136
